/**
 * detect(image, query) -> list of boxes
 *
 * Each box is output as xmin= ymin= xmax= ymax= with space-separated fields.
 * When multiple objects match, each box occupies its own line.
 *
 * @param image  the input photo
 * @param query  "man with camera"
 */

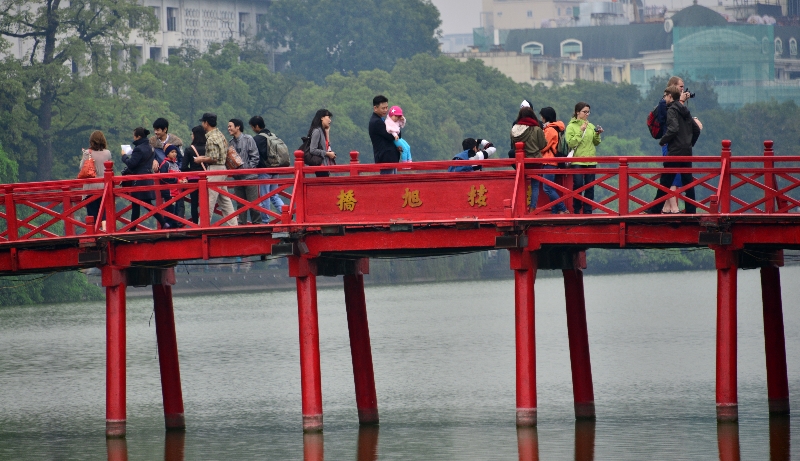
xmin=651 ymin=84 xmax=702 ymax=214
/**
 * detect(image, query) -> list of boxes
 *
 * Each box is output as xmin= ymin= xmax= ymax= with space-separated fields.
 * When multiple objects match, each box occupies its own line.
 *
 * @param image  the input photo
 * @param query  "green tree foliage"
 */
xmin=0 ymin=0 xmax=158 ymax=181
xmin=265 ymin=0 xmax=441 ymax=83
xmin=0 ymin=142 xmax=18 ymax=183
xmin=0 ymin=271 xmax=103 ymax=307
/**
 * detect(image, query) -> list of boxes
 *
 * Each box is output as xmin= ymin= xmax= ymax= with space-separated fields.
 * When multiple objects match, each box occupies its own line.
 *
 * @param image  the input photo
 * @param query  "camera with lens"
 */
xmin=684 ymin=87 xmax=696 ymax=98
xmin=594 ymin=125 xmax=603 ymax=132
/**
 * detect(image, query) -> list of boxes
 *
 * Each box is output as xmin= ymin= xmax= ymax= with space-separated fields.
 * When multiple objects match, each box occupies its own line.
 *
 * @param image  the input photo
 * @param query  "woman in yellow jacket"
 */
xmin=565 ymin=102 xmax=603 ymax=214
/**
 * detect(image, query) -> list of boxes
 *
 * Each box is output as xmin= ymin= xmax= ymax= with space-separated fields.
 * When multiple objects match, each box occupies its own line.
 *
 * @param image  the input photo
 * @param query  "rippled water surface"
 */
xmin=0 ymin=267 xmax=798 ymax=460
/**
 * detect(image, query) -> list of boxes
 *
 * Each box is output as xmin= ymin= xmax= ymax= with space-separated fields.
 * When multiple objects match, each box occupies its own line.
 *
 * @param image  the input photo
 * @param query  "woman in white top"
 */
xmin=79 ymin=130 xmax=112 ymax=225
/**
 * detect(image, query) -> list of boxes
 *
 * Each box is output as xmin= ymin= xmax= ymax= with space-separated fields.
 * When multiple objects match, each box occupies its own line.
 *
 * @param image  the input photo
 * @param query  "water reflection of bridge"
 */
xmin=2 ymin=142 xmax=798 ymax=438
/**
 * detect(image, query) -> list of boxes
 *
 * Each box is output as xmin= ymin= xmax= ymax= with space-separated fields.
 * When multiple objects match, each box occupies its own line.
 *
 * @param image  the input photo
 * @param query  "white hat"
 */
xmin=520 ymin=99 xmax=531 ymax=108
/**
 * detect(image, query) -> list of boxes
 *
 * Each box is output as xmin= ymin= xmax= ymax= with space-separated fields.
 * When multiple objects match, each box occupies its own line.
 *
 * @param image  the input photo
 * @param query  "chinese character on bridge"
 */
xmin=468 ymin=185 xmax=488 ymax=207
xmin=401 ymin=188 xmax=423 ymax=208
xmin=337 ymin=190 xmax=357 ymax=211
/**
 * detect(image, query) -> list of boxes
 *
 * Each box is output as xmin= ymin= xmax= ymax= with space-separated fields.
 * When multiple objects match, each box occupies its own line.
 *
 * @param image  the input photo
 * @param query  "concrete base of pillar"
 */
xmin=768 ymin=398 xmax=790 ymax=415
xmin=164 ymin=413 xmax=186 ymax=430
xmin=105 ymin=420 xmax=126 ymax=438
xmin=303 ymin=414 xmax=324 ymax=432
xmin=516 ymin=408 xmax=537 ymax=427
xmin=574 ymin=402 xmax=596 ymax=420
xmin=358 ymin=408 xmax=379 ymax=425
xmin=716 ymin=404 xmax=738 ymax=422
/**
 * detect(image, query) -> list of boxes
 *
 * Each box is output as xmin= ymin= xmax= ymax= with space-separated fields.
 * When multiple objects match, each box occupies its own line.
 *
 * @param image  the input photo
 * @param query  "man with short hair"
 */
xmin=197 ymin=112 xmax=235 ymax=225
xmin=448 ymin=138 xmax=479 ymax=172
xmin=228 ymin=118 xmax=262 ymax=225
xmin=368 ymin=95 xmax=400 ymax=174
xmin=150 ymin=117 xmax=185 ymax=224
xmin=250 ymin=115 xmax=285 ymax=222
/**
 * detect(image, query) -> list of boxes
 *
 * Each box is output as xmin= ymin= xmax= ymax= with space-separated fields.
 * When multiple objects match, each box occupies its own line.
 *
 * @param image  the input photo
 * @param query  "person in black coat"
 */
xmin=652 ymin=85 xmax=702 ymax=214
xmin=122 ymin=127 xmax=162 ymax=228
xmin=368 ymin=95 xmax=401 ymax=174
xmin=182 ymin=125 xmax=207 ymax=224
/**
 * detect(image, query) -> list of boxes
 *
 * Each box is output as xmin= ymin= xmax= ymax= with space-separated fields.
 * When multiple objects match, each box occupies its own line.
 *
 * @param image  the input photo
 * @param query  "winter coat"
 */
xmin=369 ymin=113 xmax=399 ymax=164
xmin=309 ymin=127 xmax=333 ymax=167
xmin=659 ymin=102 xmax=701 ymax=157
xmin=542 ymin=121 xmax=566 ymax=167
xmin=510 ymin=118 xmax=546 ymax=168
xmin=121 ymin=137 xmax=156 ymax=201
xmin=565 ymin=117 xmax=601 ymax=166
xmin=149 ymin=134 xmax=184 ymax=165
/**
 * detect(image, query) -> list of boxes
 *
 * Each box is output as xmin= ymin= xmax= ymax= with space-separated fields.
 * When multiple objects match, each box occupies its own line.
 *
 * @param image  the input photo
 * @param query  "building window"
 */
xmin=762 ymin=36 xmax=770 ymax=54
xmin=151 ymin=6 xmax=161 ymax=30
xmin=775 ymin=37 xmax=783 ymax=55
xmin=558 ymin=8 xmax=561 ymax=16
xmin=167 ymin=7 xmax=178 ymax=32
xmin=527 ymin=10 xmax=533 ymax=17
xmin=791 ymin=38 xmax=798 ymax=56
xmin=522 ymin=41 xmax=544 ymax=55
xmin=567 ymin=7 xmax=573 ymax=16
xmin=239 ymin=12 xmax=250 ymax=37
xmin=149 ymin=47 xmax=162 ymax=62
xmin=560 ymin=39 xmax=583 ymax=58
xmin=256 ymin=14 xmax=267 ymax=35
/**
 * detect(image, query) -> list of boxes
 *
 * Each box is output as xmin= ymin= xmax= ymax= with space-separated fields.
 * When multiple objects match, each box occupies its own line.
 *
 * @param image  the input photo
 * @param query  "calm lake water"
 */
xmin=0 ymin=267 xmax=798 ymax=460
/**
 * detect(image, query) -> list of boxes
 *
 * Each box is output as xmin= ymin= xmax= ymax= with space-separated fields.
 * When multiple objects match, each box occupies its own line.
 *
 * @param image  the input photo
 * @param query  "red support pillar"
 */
xmin=152 ymin=268 xmax=186 ymax=430
xmin=715 ymin=248 xmax=738 ymax=422
xmin=291 ymin=256 xmax=323 ymax=432
xmin=516 ymin=427 xmax=539 ymax=461
xmin=103 ymin=266 xmax=127 ymax=437
xmin=343 ymin=260 xmax=379 ymax=425
xmin=511 ymin=249 xmax=537 ymax=426
xmin=760 ymin=263 xmax=790 ymax=415
xmin=562 ymin=268 xmax=596 ymax=419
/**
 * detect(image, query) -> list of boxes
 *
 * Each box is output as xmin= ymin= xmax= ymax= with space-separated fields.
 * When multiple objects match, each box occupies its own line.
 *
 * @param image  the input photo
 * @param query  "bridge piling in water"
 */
xmin=103 ymin=266 xmax=127 ymax=438
xmin=760 ymin=260 xmax=790 ymax=415
xmin=342 ymin=259 xmax=379 ymax=426
xmin=714 ymin=248 xmax=739 ymax=422
xmin=511 ymin=249 xmax=538 ymax=426
xmin=152 ymin=269 xmax=186 ymax=431
xmin=563 ymin=267 xmax=596 ymax=420
xmin=290 ymin=256 xmax=324 ymax=432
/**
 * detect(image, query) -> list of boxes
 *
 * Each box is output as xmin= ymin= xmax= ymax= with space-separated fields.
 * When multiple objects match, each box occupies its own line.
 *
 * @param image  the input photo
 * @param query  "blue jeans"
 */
xmin=258 ymin=173 xmax=285 ymax=221
xmin=531 ymin=165 xmax=567 ymax=213
xmin=571 ymin=165 xmax=596 ymax=214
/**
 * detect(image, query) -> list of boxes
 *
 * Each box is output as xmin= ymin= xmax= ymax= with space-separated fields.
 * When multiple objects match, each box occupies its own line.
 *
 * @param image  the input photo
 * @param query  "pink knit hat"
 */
xmin=389 ymin=106 xmax=403 ymax=117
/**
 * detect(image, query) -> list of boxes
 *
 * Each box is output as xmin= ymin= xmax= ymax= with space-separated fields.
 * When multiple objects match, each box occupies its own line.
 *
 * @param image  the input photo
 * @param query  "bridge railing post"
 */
xmin=292 ymin=151 xmax=305 ymax=224
xmin=618 ymin=159 xmax=629 ymax=216
xmin=514 ymin=142 xmax=527 ymax=217
xmin=763 ymin=140 xmax=778 ymax=214
xmin=198 ymin=177 xmax=210 ymax=228
xmin=719 ymin=140 xmax=732 ymax=214
xmin=103 ymin=161 xmax=116 ymax=233
xmin=349 ymin=151 xmax=360 ymax=177
xmin=4 ymin=185 xmax=18 ymax=242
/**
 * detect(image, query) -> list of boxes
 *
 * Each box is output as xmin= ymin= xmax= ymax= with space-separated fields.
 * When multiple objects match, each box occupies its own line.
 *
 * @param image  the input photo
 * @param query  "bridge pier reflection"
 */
xmin=356 ymin=426 xmax=380 ymax=461
xmin=717 ymin=422 xmax=740 ymax=461
xmin=769 ymin=415 xmax=791 ymax=461
xmin=574 ymin=420 xmax=596 ymax=461
xmin=516 ymin=427 xmax=539 ymax=461
xmin=303 ymin=432 xmax=324 ymax=461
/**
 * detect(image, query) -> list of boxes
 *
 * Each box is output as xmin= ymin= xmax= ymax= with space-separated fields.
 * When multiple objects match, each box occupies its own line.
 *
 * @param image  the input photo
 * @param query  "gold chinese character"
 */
xmin=526 ymin=184 xmax=532 ymax=205
xmin=401 ymin=188 xmax=423 ymax=208
xmin=468 ymin=185 xmax=488 ymax=207
xmin=337 ymin=189 xmax=357 ymax=211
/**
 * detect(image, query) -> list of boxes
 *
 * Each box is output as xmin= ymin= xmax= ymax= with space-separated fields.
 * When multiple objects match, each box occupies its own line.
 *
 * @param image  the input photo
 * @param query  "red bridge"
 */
xmin=1 ymin=141 xmax=797 ymax=437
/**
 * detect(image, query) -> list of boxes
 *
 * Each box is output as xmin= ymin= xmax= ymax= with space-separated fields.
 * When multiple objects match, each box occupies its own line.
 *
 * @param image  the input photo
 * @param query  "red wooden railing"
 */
xmin=0 ymin=140 xmax=798 ymax=245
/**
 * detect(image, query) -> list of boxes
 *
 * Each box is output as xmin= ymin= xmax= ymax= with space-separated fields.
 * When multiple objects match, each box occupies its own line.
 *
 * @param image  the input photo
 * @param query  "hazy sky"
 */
xmin=430 ymin=0 xmax=482 ymax=36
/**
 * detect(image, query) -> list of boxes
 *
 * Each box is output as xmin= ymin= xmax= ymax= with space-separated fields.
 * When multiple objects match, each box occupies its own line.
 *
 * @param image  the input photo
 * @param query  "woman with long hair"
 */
xmin=80 ymin=130 xmax=112 ymax=228
xmin=565 ymin=102 xmax=603 ymax=214
xmin=182 ymin=125 xmax=207 ymax=223
xmin=306 ymin=109 xmax=336 ymax=177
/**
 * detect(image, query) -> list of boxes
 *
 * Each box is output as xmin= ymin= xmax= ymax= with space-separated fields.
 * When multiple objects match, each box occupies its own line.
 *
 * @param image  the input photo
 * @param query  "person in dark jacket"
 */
xmin=306 ymin=109 xmax=336 ymax=178
xmin=651 ymin=85 xmax=702 ymax=214
xmin=182 ymin=125 xmax=207 ymax=224
xmin=368 ymin=95 xmax=401 ymax=174
xmin=121 ymin=127 xmax=163 ymax=228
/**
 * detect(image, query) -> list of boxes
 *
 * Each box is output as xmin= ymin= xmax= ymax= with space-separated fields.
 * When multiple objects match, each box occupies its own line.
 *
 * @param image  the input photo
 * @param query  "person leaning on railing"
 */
xmin=193 ymin=112 xmax=235 ymax=225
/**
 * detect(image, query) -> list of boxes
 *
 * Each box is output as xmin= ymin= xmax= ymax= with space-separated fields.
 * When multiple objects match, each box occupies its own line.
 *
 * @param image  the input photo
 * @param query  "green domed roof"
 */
xmin=671 ymin=4 xmax=729 ymax=27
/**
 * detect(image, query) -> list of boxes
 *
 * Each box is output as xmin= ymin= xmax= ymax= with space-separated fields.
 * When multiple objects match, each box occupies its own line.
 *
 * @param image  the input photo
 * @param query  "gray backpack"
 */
xmin=258 ymin=130 xmax=291 ymax=167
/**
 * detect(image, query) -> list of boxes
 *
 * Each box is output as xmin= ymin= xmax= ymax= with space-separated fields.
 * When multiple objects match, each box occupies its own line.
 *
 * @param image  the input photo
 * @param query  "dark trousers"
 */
xmin=131 ymin=200 xmax=164 ymax=228
xmin=188 ymin=179 xmax=200 ymax=224
xmin=653 ymin=161 xmax=696 ymax=213
xmin=160 ymin=190 xmax=185 ymax=227
xmin=86 ymin=197 xmax=101 ymax=223
xmin=571 ymin=165 xmax=596 ymax=214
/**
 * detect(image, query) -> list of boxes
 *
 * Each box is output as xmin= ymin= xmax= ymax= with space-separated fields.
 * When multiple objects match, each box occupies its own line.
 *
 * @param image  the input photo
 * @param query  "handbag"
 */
xmin=77 ymin=151 xmax=97 ymax=179
xmin=225 ymin=145 xmax=244 ymax=170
